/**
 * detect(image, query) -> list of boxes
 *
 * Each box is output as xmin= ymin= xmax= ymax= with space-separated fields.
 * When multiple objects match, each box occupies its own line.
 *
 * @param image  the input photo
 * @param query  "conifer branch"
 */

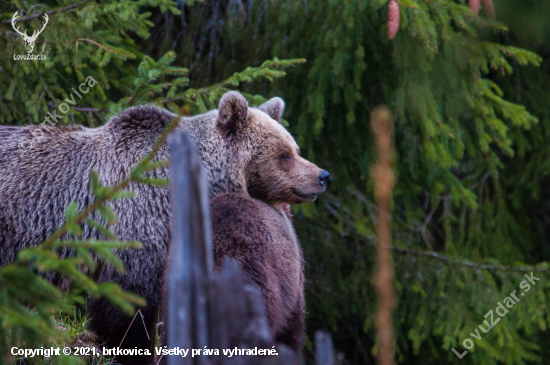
xmin=75 ymin=38 xmax=135 ymax=59
xmin=160 ymin=58 xmax=306 ymax=104
xmin=160 ymin=79 xmax=231 ymax=103
xmin=2 ymin=0 xmax=91 ymax=24
xmin=390 ymin=246 xmax=548 ymax=272
xmin=50 ymin=58 xmax=306 ymax=112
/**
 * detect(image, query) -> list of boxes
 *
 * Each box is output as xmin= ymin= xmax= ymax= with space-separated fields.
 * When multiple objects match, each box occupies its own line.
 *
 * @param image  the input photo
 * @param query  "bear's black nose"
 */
xmin=318 ymin=170 xmax=330 ymax=186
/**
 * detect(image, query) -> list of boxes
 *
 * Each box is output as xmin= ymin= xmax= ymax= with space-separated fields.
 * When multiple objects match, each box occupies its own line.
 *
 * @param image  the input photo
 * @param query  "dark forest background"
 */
xmin=2 ymin=1 xmax=550 ymax=364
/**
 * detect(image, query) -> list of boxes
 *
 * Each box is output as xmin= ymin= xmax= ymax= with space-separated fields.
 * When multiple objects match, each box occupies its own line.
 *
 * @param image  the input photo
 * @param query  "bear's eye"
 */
xmin=280 ymin=152 xmax=292 ymax=162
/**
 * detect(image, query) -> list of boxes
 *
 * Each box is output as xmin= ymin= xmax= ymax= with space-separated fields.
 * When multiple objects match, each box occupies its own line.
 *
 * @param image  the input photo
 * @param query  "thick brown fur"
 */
xmin=0 ymin=109 xmax=174 ymax=365
xmin=0 ymin=91 xmax=327 ymax=364
xmin=211 ymin=193 xmax=305 ymax=351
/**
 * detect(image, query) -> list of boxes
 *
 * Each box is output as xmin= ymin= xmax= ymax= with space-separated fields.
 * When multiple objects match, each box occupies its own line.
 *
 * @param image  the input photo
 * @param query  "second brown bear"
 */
xmin=210 ymin=193 xmax=305 ymax=351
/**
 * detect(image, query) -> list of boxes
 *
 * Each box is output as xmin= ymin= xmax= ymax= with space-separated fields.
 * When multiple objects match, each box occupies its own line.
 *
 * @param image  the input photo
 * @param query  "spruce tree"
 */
xmin=142 ymin=1 xmax=550 ymax=364
xmin=3 ymin=1 xmax=550 ymax=364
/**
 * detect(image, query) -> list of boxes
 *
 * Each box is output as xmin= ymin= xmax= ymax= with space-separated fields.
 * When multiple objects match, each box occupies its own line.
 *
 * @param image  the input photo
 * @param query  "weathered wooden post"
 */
xmin=315 ymin=331 xmax=335 ymax=365
xmin=167 ymin=131 xmax=213 ymax=365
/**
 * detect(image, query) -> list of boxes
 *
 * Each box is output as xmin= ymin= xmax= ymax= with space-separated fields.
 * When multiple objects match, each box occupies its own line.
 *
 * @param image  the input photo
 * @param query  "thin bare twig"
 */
xmin=47 ymin=102 xmax=107 ymax=113
xmin=128 ymin=84 xmax=147 ymax=107
xmin=139 ymin=310 xmax=150 ymax=341
xmin=39 ymin=74 xmax=57 ymax=102
xmin=50 ymin=105 xmax=108 ymax=113
xmin=419 ymin=197 xmax=441 ymax=250
xmin=390 ymin=246 xmax=548 ymax=272
xmin=109 ymin=309 xmax=149 ymax=365
xmin=2 ymin=0 xmax=91 ymax=24
xmin=75 ymin=38 xmax=133 ymax=58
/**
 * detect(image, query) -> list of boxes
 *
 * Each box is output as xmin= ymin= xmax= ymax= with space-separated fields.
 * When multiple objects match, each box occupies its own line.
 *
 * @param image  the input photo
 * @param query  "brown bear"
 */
xmin=0 ymin=91 xmax=329 ymax=364
xmin=211 ymin=193 xmax=306 ymax=351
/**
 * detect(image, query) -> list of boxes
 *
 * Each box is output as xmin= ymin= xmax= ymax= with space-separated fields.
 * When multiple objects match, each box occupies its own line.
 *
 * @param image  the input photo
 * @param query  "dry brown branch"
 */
xmin=371 ymin=106 xmax=396 ymax=365
xmin=2 ymin=0 xmax=90 ymax=24
xmin=75 ymin=38 xmax=132 ymax=58
xmin=108 ymin=309 xmax=149 ymax=365
xmin=48 ymin=103 xmax=108 ymax=113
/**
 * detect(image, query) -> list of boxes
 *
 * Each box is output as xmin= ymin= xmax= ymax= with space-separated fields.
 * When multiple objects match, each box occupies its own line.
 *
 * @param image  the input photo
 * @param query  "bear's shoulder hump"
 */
xmin=107 ymin=105 xmax=178 ymax=132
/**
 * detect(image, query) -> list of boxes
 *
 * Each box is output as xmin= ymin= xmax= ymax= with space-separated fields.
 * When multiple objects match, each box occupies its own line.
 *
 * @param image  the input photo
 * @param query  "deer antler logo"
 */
xmin=11 ymin=11 xmax=48 ymax=54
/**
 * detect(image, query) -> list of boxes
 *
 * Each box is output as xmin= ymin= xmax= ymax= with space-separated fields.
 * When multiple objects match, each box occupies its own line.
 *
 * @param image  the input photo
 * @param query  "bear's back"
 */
xmin=0 ymin=106 xmax=176 ymax=266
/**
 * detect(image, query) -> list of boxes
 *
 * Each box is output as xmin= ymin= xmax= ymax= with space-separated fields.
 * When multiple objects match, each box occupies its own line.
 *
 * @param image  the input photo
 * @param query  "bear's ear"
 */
xmin=258 ymin=97 xmax=285 ymax=123
xmin=218 ymin=91 xmax=249 ymax=136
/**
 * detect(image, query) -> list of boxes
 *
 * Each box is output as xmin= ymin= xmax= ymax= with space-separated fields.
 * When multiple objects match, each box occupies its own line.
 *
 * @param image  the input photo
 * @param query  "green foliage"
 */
xmin=53 ymin=310 xmax=114 ymax=364
xmin=165 ymin=58 xmax=306 ymax=116
xmin=111 ymin=51 xmax=189 ymax=113
xmin=4 ymin=0 xmax=550 ymax=364
xmin=0 ymin=214 xmax=144 ymax=365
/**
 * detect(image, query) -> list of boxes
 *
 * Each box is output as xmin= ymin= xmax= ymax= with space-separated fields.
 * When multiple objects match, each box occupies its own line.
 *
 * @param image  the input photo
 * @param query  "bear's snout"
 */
xmin=318 ymin=170 xmax=330 ymax=186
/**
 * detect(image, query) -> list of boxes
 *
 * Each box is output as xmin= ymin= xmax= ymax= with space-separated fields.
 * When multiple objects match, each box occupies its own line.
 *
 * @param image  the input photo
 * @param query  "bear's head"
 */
xmin=215 ymin=91 xmax=330 ymax=206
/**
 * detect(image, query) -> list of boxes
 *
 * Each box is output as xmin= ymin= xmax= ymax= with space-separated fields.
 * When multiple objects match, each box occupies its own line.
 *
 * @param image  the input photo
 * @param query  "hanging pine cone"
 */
xmin=468 ymin=0 xmax=480 ymax=15
xmin=388 ymin=0 xmax=400 ymax=40
xmin=481 ymin=0 xmax=495 ymax=19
